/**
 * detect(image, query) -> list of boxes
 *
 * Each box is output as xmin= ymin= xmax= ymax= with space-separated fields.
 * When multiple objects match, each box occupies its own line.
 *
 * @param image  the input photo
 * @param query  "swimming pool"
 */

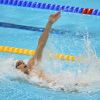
xmin=0 ymin=0 xmax=100 ymax=100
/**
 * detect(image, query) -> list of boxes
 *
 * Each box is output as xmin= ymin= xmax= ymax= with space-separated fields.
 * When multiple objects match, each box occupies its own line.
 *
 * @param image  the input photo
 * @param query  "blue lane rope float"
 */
xmin=0 ymin=0 xmax=100 ymax=16
xmin=0 ymin=22 xmax=68 ymax=34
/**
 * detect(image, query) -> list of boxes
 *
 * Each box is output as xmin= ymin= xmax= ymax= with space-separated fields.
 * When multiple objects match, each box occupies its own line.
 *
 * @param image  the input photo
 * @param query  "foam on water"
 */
xmin=0 ymin=33 xmax=100 ymax=93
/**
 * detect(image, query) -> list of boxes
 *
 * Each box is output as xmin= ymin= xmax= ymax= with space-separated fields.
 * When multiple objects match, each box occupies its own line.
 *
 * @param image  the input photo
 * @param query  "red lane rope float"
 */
xmin=82 ymin=8 xmax=93 ymax=15
xmin=0 ymin=0 xmax=100 ymax=16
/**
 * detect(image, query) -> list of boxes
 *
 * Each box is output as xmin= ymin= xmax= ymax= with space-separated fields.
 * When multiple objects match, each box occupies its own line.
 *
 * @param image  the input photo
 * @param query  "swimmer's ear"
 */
xmin=16 ymin=60 xmax=23 ymax=68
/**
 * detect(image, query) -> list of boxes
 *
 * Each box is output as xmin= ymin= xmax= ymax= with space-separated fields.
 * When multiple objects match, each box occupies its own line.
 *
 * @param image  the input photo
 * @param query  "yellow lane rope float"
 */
xmin=0 ymin=46 xmax=77 ymax=61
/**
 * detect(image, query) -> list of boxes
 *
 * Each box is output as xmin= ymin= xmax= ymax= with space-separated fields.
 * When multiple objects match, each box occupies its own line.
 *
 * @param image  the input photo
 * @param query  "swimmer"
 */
xmin=15 ymin=12 xmax=61 ymax=81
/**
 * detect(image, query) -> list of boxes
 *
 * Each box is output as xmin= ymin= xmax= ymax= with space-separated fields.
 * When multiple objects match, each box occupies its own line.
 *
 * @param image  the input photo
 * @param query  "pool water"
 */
xmin=0 ymin=0 xmax=100 ymax=100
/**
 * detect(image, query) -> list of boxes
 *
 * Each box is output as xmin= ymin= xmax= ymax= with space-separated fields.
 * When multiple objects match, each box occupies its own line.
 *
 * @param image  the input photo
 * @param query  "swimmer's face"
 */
xmin=16 ymin=60 xmax=28 ymax=73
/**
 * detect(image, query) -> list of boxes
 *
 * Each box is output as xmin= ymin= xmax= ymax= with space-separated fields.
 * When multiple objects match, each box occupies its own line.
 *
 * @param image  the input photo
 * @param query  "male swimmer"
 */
xmin=16 ymin=12 xmax=61 ymax=81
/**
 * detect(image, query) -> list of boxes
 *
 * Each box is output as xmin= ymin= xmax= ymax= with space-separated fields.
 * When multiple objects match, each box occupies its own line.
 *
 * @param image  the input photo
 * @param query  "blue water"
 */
xmin=0 ymin=0 xmax=100 ymax=100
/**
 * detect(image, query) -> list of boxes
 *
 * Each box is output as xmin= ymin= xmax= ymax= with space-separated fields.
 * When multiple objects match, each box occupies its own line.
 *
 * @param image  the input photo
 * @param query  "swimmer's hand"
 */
xmin=48 ymin=12 xmax=61 ymax=24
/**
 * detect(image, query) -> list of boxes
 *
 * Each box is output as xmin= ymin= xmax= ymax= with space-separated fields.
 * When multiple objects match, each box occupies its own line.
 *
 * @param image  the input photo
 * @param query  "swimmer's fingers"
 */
xmin=53 ymin=12 xmax=61 ymax=17
xmin=49 ymin=12 xmax=61 ymax=24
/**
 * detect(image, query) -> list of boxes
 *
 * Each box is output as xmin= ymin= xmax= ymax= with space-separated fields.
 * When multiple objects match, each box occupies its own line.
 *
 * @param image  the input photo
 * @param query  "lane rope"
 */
xmin=0 ymin=0 xmax=100 ymax=16
xmin=0 ymin=46 xmax=76 ymax=61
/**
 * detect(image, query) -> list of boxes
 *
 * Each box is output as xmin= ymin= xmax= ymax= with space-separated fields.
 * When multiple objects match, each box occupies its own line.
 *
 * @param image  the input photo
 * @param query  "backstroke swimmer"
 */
xmin=16 ymin=12 xmax=61 ymax=82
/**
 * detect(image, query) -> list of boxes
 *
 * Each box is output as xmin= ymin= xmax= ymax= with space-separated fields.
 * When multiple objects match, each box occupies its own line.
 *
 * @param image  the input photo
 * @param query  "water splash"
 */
xmin=0 ymin=33 xmax=100 ymax=93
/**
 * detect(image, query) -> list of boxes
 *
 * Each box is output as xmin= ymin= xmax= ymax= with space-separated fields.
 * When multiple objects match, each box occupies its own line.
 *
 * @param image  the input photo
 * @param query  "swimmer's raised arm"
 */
xmin=28 ymin=12 xmax=61 ymax=70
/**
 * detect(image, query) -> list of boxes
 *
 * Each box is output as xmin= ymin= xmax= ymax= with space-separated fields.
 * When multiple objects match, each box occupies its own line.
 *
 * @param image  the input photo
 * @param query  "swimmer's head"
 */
xmin=16 ymin=60 xmax=29 ymax=75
